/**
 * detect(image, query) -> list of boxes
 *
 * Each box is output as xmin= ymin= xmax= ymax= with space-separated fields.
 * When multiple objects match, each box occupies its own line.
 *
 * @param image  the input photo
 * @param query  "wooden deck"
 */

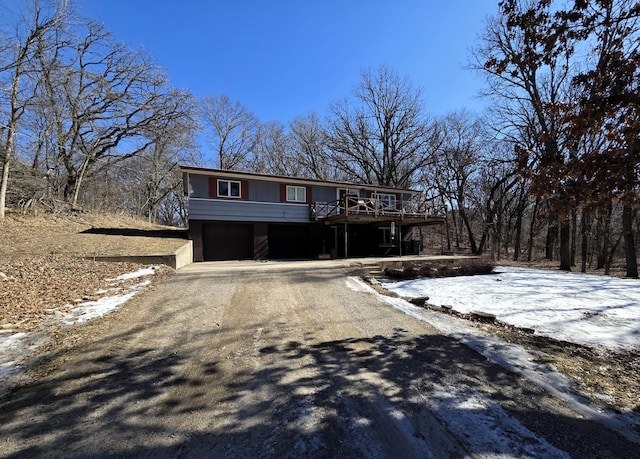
xmin=310 ymin=197 xmax=444 ymax=226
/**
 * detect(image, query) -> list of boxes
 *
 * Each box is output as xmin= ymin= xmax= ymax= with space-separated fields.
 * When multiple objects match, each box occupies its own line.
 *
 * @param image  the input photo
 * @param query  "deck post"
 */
xmin=344 ymin=221 xmax=348 ymax=259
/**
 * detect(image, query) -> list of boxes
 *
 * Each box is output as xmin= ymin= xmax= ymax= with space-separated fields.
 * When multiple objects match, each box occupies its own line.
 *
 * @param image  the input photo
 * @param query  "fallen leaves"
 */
xmin=0 ymin=255 xmax=162 ymax=332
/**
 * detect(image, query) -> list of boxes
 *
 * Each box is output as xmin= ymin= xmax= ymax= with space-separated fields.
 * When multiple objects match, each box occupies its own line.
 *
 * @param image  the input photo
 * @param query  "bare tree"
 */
xmin=325 ymin=66 xmax=438 ymax=188
xmin=132 ymin=96 xmax=199 ymax=224
xmin=29 ymin=19 xmax=195 ymax=208
xmin=250 ymin=120 xmax=300 ymax=176
xmin=0 ymin=0 xmax=68 ymax=218
xmin=289 ymin=112 xmax=337 ymax=180
xmin=200 ymin=94 xmax=258 ymax=170
xmin=429 ymin=111 xmax=485 ymax=253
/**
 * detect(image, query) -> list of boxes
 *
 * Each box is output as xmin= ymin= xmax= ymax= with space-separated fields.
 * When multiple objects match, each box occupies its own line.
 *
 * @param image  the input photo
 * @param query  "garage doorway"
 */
xmin=202 ymin=222 xmax=253 ymax=260
xmin=268 ymin=224 xmax=311 ymax=259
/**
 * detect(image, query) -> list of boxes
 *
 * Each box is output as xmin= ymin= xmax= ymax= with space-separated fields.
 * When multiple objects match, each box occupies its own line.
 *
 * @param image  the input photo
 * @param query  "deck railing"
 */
xmin=310 ymin=196 xmax=433 ymax=220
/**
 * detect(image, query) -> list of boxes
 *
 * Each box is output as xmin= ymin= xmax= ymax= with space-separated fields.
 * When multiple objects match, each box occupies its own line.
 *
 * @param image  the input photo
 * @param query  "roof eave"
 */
xmin=178 ymin=165 xmax=420 ymax=194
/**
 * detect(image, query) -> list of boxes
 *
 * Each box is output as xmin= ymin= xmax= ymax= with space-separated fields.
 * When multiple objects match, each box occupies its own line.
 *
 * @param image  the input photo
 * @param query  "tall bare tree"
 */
xmin=289 ymin=112 xmax=337 ymax=180
xmin=0 ymin=0 xmax=67 ymax=218
xmin=200 ymin=94 xmax=258 ymax=170
xmin=32 ymin=20 xmax=192 ymax=207
xmin=426 ymin=111 xmax=520 ymax=256
xmin=251 ymin=120 xmax=300 ymax=176
xmin=325 ymin=66 xmax=438 ymax=188
xmin=428 ymin=111 xmax=485 ymax=253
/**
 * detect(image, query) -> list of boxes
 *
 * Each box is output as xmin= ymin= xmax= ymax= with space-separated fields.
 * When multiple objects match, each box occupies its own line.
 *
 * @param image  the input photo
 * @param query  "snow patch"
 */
xmin=0 ymin=267 xmax=158 ymax=393
xmin=115 ymin=266 xmax=156 ymax=281
xmin=384 ymin=266 xmax=640 ymax=352
xmin=421 ymin=384 xmax=571 ymax=458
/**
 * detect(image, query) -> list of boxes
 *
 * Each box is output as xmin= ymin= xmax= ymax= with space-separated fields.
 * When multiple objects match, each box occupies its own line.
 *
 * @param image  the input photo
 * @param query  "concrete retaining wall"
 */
xmin=88 ymin=240 xmax=193 ymax=269
xmin=173 ymin=240 xmax=193 ymax=268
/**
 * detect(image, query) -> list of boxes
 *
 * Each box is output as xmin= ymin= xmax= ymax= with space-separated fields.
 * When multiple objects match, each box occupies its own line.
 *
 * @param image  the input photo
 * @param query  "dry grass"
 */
xmin=0 ymin=210 xmax=187 ymax=261
xmin=0 ymin=210 xmax=184 ymax=332
xmin=491 ymin=325 xmax=640 ymax=414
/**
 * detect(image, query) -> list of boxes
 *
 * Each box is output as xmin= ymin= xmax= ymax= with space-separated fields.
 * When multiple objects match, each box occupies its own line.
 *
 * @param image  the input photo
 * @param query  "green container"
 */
xmin=401 ymin=240 xmax=421 ymax=255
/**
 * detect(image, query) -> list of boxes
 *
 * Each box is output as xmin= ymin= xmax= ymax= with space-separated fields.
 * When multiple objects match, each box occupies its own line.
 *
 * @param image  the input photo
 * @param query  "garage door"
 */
xmin=268 ymin=224 xmax=310 ymax=259
xmin=202 ymin=222 xmax=253 ymax=260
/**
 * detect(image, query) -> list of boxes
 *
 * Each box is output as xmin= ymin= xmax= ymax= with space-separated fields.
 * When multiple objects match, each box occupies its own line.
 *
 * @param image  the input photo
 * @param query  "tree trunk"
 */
xmin=443 ymin=211 xmax=452 ymax=252
xmin=478 ymin=227 xmax=489 ymax=255
xmin=570 ymin=211 xmax=577 ymax=266
xmin=606 ymin=232 xmax=622 ymax=276
xmin=597 ymin=202 xmax=613 ymax=270
xmin=512 ymin=191 xmax=526 ymax=261
xmin=559 ymin=221 xmax=571 ymax=271
xmin=452 ymin=208 xmax=462 ymax=249
xmin=622 ymin=205 xmax=638 ymax=278
xmin=0 ymin=153 xmax=10 ymax=219
xmin=63 ymin=170 xmax=77 ymax=202
xmin=492 ymin=224 xmax=499 ymax=261
xmin=527 ymin=197 xmax=540 ymax=262
xmin=595 ymin=216 xmax=605 ymax=269
xmin=71 ymin=155 xmax=92 ymax=208
xmin=459 ymin=206 xmax=478 ymax=254
xmin=545 ymin=215 xmax=558 ymax=261
xmin=0 ymin=63 xmax=24 ymax=219
xmin=581 ymin=213 xmax=589 ymax=273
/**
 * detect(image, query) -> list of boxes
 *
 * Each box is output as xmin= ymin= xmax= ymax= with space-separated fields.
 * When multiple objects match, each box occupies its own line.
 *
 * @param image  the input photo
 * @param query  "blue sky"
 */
xmin=77 ymin=1 xmax=499 ymax=124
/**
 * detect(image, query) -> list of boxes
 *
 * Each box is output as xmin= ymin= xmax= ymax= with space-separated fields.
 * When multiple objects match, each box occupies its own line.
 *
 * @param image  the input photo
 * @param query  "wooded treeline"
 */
xmin=0 ymin=0 xmax=201 ymax=226
xmin=1 ymin=0 xmax=638 ymax=276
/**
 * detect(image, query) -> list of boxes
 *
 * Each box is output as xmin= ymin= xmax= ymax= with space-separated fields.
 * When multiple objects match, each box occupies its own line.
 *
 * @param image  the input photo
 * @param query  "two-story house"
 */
xmin=181 ymin=166 xmax=443 ymax=261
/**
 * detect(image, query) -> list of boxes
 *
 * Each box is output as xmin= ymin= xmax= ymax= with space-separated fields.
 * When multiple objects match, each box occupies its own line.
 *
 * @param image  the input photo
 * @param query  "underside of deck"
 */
xmin=321 ymin=213 xmax=445 ymax=226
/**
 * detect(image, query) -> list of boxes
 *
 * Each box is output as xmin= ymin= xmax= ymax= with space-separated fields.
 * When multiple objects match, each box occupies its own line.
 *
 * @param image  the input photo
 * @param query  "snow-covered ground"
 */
xmin=383 ymin=266 xmax=640 ymax=352
xmin=0 ymin=267 xmax=157 ymax=393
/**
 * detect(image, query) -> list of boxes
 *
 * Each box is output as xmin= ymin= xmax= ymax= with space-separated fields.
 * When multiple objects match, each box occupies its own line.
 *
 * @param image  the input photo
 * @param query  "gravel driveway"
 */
xmin=1 ymin=260 xmax=638 ymax=458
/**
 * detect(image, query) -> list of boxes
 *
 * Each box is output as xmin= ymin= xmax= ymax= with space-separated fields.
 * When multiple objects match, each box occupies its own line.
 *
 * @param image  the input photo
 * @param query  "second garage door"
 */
xmin=268 ymin=224 xmax=311 ymax=259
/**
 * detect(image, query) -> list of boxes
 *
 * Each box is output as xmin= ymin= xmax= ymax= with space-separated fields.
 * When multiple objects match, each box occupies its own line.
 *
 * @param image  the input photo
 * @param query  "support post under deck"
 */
xmin=344 ymin=221 xmax=348 ymax=259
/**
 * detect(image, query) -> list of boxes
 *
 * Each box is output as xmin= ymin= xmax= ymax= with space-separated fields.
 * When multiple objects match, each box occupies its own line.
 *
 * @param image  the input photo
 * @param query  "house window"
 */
xmin=218 ymin=179 xmax=241 ymax=198
xmin=374 ymin=193 xmax=396 ymax=210
xmin=286 ymin=185 xmax=306 ymax=202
